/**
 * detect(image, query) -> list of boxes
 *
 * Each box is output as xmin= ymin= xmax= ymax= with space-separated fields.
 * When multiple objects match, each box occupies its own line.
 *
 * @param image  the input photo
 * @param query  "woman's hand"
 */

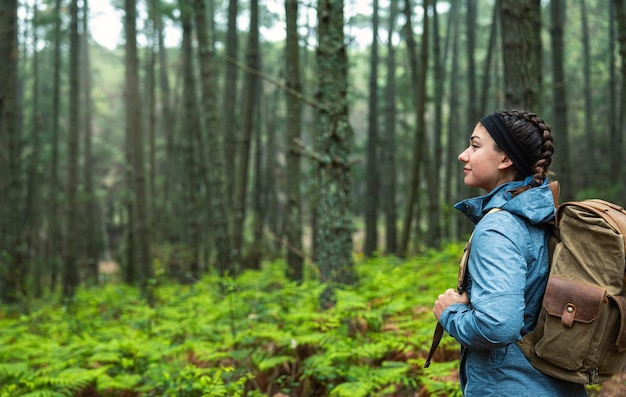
xmin=433 ymin=288 xmax=469 ymax=321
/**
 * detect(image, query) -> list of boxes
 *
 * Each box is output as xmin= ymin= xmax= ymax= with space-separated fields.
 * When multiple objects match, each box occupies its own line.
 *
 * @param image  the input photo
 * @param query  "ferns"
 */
xmin=0 ymin=249 xmax=469 ymax=396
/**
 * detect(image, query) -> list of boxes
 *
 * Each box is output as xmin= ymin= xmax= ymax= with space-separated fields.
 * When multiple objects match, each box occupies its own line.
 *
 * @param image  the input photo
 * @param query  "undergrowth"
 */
xmin=0 ymin=245 xmax=467 ymax=396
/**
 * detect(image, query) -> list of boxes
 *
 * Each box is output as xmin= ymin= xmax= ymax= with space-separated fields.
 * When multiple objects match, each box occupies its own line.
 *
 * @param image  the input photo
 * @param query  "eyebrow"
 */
xmin=470 ymin=135 xmax=481 ymax=141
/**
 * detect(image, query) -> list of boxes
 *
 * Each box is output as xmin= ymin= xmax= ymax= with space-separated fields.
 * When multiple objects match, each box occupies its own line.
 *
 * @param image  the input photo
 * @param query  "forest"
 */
xmin=1 ymin=0 xmax=626 ymax=395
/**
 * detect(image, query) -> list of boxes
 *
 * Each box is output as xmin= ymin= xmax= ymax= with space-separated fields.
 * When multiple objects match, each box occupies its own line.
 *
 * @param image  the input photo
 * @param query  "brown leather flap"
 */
xmin=543 ymin=276 xmax=607 ymax=326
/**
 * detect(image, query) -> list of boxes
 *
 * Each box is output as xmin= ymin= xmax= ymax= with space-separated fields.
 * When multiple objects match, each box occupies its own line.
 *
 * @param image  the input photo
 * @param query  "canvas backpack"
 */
xmin=424 ymin=184 xmax=626 ymax=385
xmin=518 ymin=197 xmax=626 ymax=384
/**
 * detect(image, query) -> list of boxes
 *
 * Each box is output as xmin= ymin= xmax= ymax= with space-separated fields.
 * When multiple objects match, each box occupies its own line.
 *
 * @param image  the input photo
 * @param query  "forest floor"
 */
xmin=597 ymin=372 xmax=626 ymax=396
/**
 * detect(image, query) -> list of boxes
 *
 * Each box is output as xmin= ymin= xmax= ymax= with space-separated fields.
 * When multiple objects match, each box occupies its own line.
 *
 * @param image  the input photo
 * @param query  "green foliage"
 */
xmin=0 ymin=248 xmax=470 ymax=396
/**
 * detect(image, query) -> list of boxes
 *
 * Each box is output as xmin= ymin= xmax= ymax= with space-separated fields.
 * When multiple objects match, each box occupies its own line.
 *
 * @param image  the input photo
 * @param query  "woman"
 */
xmin=432 ymin=110 xmax=587 ymax=396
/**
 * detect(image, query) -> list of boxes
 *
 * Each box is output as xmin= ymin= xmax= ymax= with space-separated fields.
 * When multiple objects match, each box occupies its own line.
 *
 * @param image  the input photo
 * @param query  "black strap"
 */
xmin=423 ymin=208 xmax=502 ymax=368
xmin=424 ymin=322 xmax=444 ymax=368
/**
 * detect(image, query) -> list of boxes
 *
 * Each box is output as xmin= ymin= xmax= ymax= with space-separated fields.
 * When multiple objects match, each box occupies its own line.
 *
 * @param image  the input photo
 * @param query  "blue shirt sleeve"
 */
xmin=440 ymin=212 xmax=529 ymax=349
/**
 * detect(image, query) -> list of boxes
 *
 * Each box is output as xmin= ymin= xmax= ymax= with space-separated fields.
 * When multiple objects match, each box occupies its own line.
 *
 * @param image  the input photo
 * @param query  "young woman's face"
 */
xmin=458 ymin=123 xmax=514 ymax=192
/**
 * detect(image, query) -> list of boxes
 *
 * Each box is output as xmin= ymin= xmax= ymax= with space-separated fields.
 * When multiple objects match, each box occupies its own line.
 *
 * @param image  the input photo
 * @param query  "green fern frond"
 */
xmin=19 ymin=389 xmax=69 ymax=397
xmin=329 ymin=380 xmax=375 ymax=397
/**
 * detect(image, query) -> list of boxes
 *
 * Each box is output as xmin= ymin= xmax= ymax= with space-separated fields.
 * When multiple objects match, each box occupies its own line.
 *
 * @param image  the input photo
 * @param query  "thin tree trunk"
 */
xmin=48 ymin=0 xmax=63 ymax=294
xmin=550 ymin=0 xmax=572 ymax=200
xmin=284 ymin=0 xmax=304 ymax=281
xmin=233 ymin=0 xmax=260 ymax=266
xmin=610 ymin=1 xmax=619 ymax=184
xmin=223 ymin=0 xmax=239 ymax=199
xmin=364 ymin=0 xmax=380 ymax=257
xmin=63 ymin=0 xmax=81 ymax=299
xmin=613 ymin=0 xmax=626 ymax=186
xmin=82 ymin=0 xmax=99 ymax=285
xmin=316 ymin=0 xmax=355 ymax=307
xmin=193 ymin=0 xmax=234 ymax=276
xmin=398 ymin=0 xmax=430 ymax=255
xmin=466 ymin=0 xmax=477 ymax=123
xmin=382 ymin=0 xmax=398 ymax=254
xmin=25 ymin=2 xmax=44 ymax=297
xmin=179 ymin=1 xmax=202 ymax=282
xmin=0 ymin=0 xmax=24 ymax=304
xmin=479 ymin=1 xmax=500 ymax=116
xmin=125 ymin=0 xmax=153 ymax=305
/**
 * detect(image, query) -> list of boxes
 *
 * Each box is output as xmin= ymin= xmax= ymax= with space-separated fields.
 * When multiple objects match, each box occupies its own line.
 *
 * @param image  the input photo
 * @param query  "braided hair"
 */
xmin=498 ymin=109 xmax=554 ymax=196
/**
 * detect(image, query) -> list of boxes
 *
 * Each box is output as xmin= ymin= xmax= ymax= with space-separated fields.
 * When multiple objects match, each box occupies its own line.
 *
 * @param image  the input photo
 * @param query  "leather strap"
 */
xmin=424 ymin=209 xmax=501 ymax=368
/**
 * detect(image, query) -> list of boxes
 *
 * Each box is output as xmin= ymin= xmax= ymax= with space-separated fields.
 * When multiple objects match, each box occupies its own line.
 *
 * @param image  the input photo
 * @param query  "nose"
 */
xmin=458 ymin=147 xmax=469 ymax=163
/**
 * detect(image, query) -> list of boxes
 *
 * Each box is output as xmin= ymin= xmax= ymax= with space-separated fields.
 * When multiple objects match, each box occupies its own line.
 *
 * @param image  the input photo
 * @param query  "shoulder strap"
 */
xmin=423 ymin=208 xmax=502 ymax=368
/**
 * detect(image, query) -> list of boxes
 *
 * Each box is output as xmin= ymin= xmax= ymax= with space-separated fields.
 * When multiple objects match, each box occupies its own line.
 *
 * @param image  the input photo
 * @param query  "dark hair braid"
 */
xmin=498 ymin=109 xmax=554 ymax=195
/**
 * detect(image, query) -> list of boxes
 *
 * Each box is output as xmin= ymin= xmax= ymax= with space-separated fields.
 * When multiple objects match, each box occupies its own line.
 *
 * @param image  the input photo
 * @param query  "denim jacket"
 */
xmin=440 ymin=177 xmax=587 ymax=396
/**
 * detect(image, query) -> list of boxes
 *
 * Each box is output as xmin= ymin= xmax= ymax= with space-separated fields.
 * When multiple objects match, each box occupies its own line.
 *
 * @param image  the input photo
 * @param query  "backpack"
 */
xmin=424 ymin=184 xmax=626 ymax=385
xmin=518 ymin=197 xmax=626 ymax=384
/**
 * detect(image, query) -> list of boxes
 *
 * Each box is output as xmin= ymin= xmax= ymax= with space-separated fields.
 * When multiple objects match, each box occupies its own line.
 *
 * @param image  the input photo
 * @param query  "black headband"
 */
xmin=480 ymin=113 xmax=533 ymax=177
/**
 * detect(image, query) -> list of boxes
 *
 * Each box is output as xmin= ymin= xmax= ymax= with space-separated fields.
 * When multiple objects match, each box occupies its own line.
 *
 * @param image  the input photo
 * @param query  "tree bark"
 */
xmin=613 ymin=0 xmax=626 ymax=186
xmin=550 ymin=0 xmax=573 ymax=200
xmin=124 ymin=0 xmax=153 ymax=305
xmin=363 ymin=0 xmax=380 ymax=257
xmin=284 ymin=0 xmax=304 ymax=281
xmin=179 ymin=1 xmax=202 ymax=282
xmin=63 ymin=0 xmax=81 ymax=299
xmin=193 ymin=0 xmax=235 ymax=276
xmin=0 ymin=0 xmax=24 ymax=303
xmin=381 ymin=0 xmax=398 ymax=254
xmin=500 ymin=0 xmax=542 ymax=109
xmin=316 ymin=0 xmax=355 ymax=307
xmin=233 ymin=0 xmax=261 ymax=267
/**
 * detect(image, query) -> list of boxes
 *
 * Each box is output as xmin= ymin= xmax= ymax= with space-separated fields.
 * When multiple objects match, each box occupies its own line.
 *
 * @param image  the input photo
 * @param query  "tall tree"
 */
xmin=284 ymin=0 xmax=304 ymax=281
xmin=232 ymin=0 xmax=261 ymax=266
xmin=223 ymin=0 xmax=239 ymax=199
xmin=550 ymin=0 xmax=572 ymax=200
xmin=580 ymin=0 xmax=595 ymax=184
xmin=48 ymin=0 xmax=63 ymax=293
xmin=63 ymin=0 xmax=81 ymax=299
xmin=613 ymin=0 xmax=626 ymax=186
xmin=124 ymin=0 xmax=153 ymax=304
xmin=81 ymin=0 xmax=99 ymax=284
xmin=0 ymin=0 xmax=24 ymax=304
xmin=610 ymin=1 xmax=619 ymax=184
xmin=179 ymin=1 xmax=202 ymax=281
xmin=500 ymin=0 xmax=542 ymax=109
xmin=381 ymin=0 xmax=398 ymax=254
xmin=466 ymin=0 xmax=477 ymax=123
xmin=316 ymin=0 xmax=355 ymax=307
xmin=363 ymin=0 xmax=380 ymax=257
xmin=193 ymin=0 xmax=235 ymax=276
xmin=398 ymin=0 xmax=430 ymax=255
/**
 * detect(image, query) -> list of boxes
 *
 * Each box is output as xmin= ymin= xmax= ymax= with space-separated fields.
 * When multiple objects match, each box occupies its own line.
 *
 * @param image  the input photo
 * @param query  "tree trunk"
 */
xmin=479 ymin=1 xmax=500 ymax=116
xmin=180 ymin=1 xmax=202 ymax=282
xmin=381 ymin=0 xmax=398 ymax=254
xmin=0 ymin=0 xmax=24 ymax=304
xmin=193 ymin=0 xmax=235 ymax=276
xmin=610 ymin=1 xmax=619 ymax=184
xmin=613 ymin=0 xmax=626 ymax=186
xmin=500 ymin=0 xmax=542 ymax=109
xmin=580 ymin=0 xmax=595 ymax=185
xmin=48 ymin=0 xmax=63 ymax=294
xmin=233 ymin=0 xmax=261 ymax=267
xmin=466 ymin=0 xmax=477 ymax=123
xmin=316 ymin=0 xmax=355 ymax=307
xmin=284 ymin=0 xmax=304 ymax=281
xmin=550 ymin=0 xmax=573 ymax=200
xmin=398 ymin=0 xmax=430 ymax=255
xmin=125 ymin=0 xmax=153 ymax=305
xmin=81 ymin=0 xmax=99 ymax=285
xmin=223 ymin=0 xmax=239 ymax=199
xmin=63 ymin=0 xmax=81 ymax=299
xmin=363 ymin=0 xmax=380 ymax=257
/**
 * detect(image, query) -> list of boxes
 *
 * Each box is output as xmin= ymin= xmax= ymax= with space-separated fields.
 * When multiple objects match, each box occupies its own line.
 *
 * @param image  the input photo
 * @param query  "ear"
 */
xmin=498 ymin=154 xmax=514 ymax=170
